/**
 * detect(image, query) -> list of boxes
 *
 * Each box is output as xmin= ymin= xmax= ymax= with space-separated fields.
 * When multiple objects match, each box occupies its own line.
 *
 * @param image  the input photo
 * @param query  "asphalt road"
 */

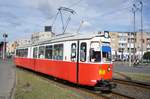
xmin=113 ymin=62 xmax=150 ymax=74
xmin=0 ymin=59 xmax=15 ymax=99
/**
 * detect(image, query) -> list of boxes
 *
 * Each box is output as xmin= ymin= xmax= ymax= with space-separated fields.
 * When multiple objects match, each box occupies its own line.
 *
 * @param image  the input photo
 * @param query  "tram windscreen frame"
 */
xmin=90 ymin=42 xmax=111 ymax=63
xmin=102 ymin=45 xmax=111 ymax=62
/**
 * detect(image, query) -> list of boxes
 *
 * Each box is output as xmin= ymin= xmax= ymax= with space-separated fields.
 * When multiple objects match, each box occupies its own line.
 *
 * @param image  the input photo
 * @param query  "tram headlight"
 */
xmin=108 ymin=67 xmax=111 ymax=71
xmin=107 ymin=65 xmax=111 ymax=71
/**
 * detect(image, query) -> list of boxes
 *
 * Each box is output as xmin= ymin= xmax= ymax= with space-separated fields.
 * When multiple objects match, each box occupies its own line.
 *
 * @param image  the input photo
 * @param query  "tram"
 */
xmin=14 ymin=32 xmax=115 ymax=90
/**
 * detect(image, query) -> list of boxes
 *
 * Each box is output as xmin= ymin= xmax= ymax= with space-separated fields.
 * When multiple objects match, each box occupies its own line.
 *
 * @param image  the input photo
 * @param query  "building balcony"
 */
xmin=119 ymin=40 xmax=127 ymax=43
xmin=127 ymin=43 xmax=134 ymax=48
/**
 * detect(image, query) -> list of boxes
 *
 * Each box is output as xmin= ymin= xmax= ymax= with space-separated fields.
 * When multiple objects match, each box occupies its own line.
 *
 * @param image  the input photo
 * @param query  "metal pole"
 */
xmin=133 ymin=10 xmax=136 ymax=64
xmin=140 ymin=1 xmax=143 ymax=64
xmin=132 ymin=4 xmax=137 ymax=65
xmin=2 ymin=33 xmax=6 ymax=60
xmin=129 ymin=31 xmax=132 ymax=66
xmin=76 ymin=20 xmax=84 ymax=34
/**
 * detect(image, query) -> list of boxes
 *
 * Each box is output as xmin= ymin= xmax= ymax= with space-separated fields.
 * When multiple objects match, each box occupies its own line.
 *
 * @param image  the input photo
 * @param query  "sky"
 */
xmin=0 ymin=0 xmax=150 ymax=41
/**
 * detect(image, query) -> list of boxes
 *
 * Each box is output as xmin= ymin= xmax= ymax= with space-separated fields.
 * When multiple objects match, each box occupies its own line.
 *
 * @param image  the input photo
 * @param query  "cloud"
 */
xmin=82 ymin=21 xmax=91 ymax=27
xmin=0 ymin=0 xmax=150 ymax=41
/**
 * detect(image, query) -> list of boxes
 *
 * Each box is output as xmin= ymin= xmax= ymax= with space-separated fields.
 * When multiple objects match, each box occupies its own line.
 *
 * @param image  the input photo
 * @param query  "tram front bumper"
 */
xmin=95 ymin=79 xmax=117 ymax=91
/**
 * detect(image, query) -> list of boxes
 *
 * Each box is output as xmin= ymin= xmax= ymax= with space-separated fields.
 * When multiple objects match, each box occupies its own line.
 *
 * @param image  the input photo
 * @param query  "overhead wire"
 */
xmin=51 ymin=12 xmax=59 ymax=28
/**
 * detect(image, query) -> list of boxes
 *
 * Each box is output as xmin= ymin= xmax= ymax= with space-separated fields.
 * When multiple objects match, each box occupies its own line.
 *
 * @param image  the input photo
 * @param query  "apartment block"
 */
xmin=31 ymin=32 xmax=55 ymax=43
xmin=110 ymin=32 xmax=150 ymax=60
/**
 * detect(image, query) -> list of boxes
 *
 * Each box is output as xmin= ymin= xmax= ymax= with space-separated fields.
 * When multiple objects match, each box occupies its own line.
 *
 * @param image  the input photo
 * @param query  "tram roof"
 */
xmin=18 ymin=33 xmax=108 ymax=48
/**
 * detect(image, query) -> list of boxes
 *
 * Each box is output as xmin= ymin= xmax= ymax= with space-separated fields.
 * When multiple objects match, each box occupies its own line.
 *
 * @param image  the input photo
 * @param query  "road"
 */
xmin=113 ymin=62 xmax=150 ymax=74
xmin=0 ymin=59 xmax=15 ymax=99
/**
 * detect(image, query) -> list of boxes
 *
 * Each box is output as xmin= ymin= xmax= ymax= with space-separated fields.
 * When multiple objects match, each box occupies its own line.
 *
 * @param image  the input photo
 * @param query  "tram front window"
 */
xmin=102 ymin=52 xmax=111 ymax=62
xmin=90 ymin=46 xmax=111 ymax=62
xmin=90 ymin=49 xmax=101 ymax=62
xmin=102 ymin=46 xmax=111 ymax=62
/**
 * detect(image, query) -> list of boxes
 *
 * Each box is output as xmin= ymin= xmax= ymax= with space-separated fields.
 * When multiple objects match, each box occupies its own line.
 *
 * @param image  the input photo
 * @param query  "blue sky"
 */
xmin=0 ymin=0 xmax=150 ymax=41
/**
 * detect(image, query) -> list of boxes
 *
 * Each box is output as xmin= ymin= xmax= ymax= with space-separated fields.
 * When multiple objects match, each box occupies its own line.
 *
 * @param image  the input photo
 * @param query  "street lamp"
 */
xmin=132 ymin=3 xmax=138 ymax=65
xmin=2 ymin=33 xmax=8 ymax=60
xmin=140 ymin=1 xmax=143 ymax=64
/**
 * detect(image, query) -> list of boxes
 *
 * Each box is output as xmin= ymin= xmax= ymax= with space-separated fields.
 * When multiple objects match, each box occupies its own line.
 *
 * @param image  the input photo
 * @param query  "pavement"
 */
xmin=0 ymin=59 xmax=15 ymax=99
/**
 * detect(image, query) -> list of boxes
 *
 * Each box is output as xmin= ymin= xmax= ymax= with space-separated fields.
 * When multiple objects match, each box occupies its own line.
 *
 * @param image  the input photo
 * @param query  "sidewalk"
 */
xmin=0 ymin=59 xmax=15 ymax=99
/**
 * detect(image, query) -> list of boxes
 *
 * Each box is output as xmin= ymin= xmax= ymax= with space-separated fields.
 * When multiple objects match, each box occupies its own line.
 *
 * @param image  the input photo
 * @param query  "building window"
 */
xmin=80 ymin=42 xmax=87 ymax=62
xmin=45 ymin=45 xmax=53 ymax=59
xmin=33 ymin=47 xmax=38 ymax=58
xmin=38 ymin=46 xmax=45 ymax=58
xmin=71 ymin=43 xmax=76 ymax=61
xmin=53 ymin=44 xmax=63 ymax=60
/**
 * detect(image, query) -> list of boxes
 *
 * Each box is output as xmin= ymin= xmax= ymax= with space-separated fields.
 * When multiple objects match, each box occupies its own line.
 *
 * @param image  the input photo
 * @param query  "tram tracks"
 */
xmin=16 ymin=67 xmax=149 ymax=99
xmin=113 ymin=78 xmax=150 ymax=90
xmin=111 ymin=78 xmax=150 ymax=99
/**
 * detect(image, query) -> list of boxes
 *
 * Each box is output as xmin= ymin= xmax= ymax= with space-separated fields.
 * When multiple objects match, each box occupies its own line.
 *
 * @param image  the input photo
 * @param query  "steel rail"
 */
xmin=16 ymin=67 xmax=138 ymax=99
xmin=113 ymin=78 xmax=150 ymax=90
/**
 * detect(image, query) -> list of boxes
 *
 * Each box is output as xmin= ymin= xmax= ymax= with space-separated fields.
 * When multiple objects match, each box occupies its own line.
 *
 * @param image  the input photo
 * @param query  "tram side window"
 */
xmin=71 ymin=43 xmax=76 ymax=61
xmin=38 ymin=46 xmax=45 ymax=59
xmin=23 ymin=48 xmax=28 ymax=57
xmin=45 ymin=45 xmax=53 ymax=59
xmin=16 ymin=48 xmax=28 ymax=57
xmin=53 ymin=44 xmax=63 ymax=60
xmin=16 ymin=49 xmax=20 ymax=57
xmin=80 ymin=42 xmax=87 ymax=62
xmin=33 ymin=47 xmax=38 ymax=58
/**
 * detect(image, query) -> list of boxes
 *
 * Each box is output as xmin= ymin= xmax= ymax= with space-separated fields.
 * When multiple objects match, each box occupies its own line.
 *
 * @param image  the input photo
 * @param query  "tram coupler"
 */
xmin=94 ymin=79 xmax=117 ymax=91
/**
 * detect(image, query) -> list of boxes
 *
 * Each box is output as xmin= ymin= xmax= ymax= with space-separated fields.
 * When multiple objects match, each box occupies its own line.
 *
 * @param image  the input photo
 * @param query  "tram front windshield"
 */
xmin=102 ymin=46 xmax=111 ymax=62
xmin=90 ymin=46 xmax=111 ymax=62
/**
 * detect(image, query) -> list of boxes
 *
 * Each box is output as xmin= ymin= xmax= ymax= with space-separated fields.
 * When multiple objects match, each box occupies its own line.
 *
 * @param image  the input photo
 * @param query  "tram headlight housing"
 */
xmin=107 ymin=65 xmax=111 ymax=71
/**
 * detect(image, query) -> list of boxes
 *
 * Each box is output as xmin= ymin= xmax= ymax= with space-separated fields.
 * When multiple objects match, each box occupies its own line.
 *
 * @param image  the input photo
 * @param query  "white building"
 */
xmin=6 ymin=39 xmax=31 ymax=55
xmin=110 ymin=31 xmax=150 ymax=61
xmin=31 ymin=32 xmax=55 ymax=43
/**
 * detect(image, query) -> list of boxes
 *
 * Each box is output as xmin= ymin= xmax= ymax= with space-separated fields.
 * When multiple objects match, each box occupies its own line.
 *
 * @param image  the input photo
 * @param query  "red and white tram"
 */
xmin=14 ymin=32 xmax=115 ymax=90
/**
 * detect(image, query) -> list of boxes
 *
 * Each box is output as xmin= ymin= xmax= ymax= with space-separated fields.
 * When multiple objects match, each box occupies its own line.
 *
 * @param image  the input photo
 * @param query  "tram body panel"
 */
xmin=15 ymin=57 xmax=35 ymax=70
xmin=78 ymin=63 xmax=113 ymax=86
xmin=100 ymin=64 xmax=113 ymax=80
xmin=34 ymin=59 xmax=77 ymax=83
xmin=78 ymin=63 xmax=99 ymax=86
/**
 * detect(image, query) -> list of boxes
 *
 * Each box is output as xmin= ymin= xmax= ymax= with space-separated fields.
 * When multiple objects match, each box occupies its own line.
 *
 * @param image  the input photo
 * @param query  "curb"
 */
xmin=10 ymin=66 xmax=17 ymax=99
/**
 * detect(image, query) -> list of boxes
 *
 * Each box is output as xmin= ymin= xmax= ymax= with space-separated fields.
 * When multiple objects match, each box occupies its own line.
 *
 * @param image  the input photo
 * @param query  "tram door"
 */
xmin=72 ymin=41 xmax=87 ymax=84
xmin=76 ymin=41 xmax=87 ymax=84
